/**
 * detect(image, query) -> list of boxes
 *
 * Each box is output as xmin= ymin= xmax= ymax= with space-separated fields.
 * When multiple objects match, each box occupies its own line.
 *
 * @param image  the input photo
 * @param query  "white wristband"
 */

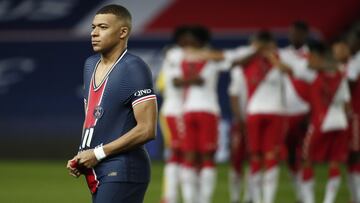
xmin=94 ymin=146 xmax=106 ymax=161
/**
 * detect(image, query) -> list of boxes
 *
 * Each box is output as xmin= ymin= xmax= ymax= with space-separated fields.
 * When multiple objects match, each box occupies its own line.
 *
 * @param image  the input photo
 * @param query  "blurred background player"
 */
xmin=345 ymin=30 xmax=360 ymax=203
xmin=239 ymin=31 xmax=287 ymax=203
xmin=173 ymin=25 xmax=230 ymax=203
xmin=279 ymin=21 xmax=310 ymax=203
xmin=299 ymin=42 xmax=351 ymax=203
xmin=227 ymin=54 xmax=251 ymax=203
xmin=157 ymin=26 xmax=193 ymax=203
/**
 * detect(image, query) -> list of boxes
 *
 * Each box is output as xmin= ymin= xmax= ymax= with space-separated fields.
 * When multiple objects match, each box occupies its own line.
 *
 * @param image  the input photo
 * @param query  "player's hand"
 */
xmin=75 ymin=149 xmax=99 ymax=169
xmin=66 ymin=158 xmax=82 ymax=178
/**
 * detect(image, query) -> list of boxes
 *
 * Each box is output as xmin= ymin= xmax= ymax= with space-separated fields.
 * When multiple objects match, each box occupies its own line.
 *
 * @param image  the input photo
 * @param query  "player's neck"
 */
xmin=101 ymin=43 xmax=127 ymax=66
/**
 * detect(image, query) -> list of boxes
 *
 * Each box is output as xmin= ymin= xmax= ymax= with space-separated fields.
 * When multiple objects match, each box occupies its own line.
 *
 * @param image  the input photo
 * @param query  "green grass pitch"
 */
xmin=0 ymin=160 xmax=350 ymax=203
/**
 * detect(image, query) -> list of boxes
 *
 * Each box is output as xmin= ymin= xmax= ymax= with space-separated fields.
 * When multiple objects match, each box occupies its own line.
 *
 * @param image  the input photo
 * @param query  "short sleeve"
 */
xmin=228 ymin=67 xmax=242 ymax=96
xmin=347 ymin=55 xmax=360 ymax=81
xmin=124 ymin=58 xmax=157 ymax=108
xmin=340 ymin=79 xmax=351 ymax=102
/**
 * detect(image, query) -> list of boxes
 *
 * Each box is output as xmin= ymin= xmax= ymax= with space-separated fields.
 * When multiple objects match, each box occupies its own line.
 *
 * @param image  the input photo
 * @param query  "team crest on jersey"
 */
xmin=93 ymin=106 xmax=104 ymax=119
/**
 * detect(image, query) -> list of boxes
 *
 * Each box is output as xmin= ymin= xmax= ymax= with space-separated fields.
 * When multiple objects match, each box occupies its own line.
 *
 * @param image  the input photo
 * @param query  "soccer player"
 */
xmin=299 ymin=42 xmax=350 ymax=203
xmin=66 ymin=4 xmax=157 ymax=203
xmin=157 ymin=26 xmax=193 ymax=203
xmin=279 ymin=21 xmax=310 ymax=203
xmin=173 ymin=26 xmax=230 ymax=203
xmin=346 ymin=30 xmax=360 ymax=203
xmin=228 ymin=64 xmax=251 ymax=203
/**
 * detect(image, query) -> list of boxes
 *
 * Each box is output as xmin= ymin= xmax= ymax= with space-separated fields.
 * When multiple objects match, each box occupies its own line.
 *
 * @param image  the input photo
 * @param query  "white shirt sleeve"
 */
xmin=223 ymin=46 xmax=255 ymax=63
xmin=347 ymin=53 xmax=360 ymax=81
xmin=340 ymin=79 xmax=351 ymax=102
xmin=228 ymin=67 xmax=242 ymax=96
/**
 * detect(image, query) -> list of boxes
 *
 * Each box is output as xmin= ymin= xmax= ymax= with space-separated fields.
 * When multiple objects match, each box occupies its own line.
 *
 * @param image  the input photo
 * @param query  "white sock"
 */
xmin=289 ymin=170 xmax=302 ymax=202
xmin=348 ymin=172 xmax=357 ymax=203
xmin=229 ymin=169 xmax=241 ymax=202
xmin=249 ymin=171 xmax=262 ymax=203
xmin=164 ymin=163 xmax=180 ymax=203
xmin=355 ymin=173 xmax=360 ymax=203
xmin=323 ymin=176 xmax=340 ymax=203
xmin=199 ymin=167 xmax=217 ymax=203
xmin=263 ymin=166 xmax=279 ymax=203
xmin=301 ymin=178 xmax=315 ymax=203
xmin=243 ymin=168 xmax=253 ymax=202
xmin=181 ymin=166 xmax=197 ymax=203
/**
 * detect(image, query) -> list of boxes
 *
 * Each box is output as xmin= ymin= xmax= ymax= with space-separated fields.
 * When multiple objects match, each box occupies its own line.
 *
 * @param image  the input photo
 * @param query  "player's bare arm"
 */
xmin=75 ymin=99 xmax=157 ymax=168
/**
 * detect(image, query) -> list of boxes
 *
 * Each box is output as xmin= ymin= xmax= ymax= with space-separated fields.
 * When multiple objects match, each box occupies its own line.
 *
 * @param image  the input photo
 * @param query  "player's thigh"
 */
xmin=263 ymin=115 xmax=287 ymax=153
xmin=182 ymin=113 xmax=199 ymax=152
xmin=165 ymin=116 xmax=182 ymax=150
xmin=198 ymin=112 xmax=218 ymax=153
xmin=303 ymin=128 xmax=328 ymax=162
xmin=329 ymin=130 xmax=349 ymax=162
xmin=349 ymin=114 xmax=360 ymax=151
xmin=246 ymin=114 xmax=262 ymax=154
xmin=92 ymin=182 xmax=148 ymax=203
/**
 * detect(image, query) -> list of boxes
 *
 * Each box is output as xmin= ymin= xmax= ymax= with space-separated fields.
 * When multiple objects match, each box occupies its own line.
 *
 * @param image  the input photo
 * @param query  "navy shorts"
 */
xmin=92 ymin=182 xmax=148 ymax=203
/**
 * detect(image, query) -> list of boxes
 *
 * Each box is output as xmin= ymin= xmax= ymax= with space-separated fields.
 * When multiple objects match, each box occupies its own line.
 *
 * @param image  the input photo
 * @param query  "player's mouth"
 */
xmin=92 ymin=41 xmax=100 ymax=45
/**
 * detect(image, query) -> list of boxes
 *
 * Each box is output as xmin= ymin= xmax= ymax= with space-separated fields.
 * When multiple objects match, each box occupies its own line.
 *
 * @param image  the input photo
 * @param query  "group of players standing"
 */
xmin=157 ymin=21 xmax=360 ymax=203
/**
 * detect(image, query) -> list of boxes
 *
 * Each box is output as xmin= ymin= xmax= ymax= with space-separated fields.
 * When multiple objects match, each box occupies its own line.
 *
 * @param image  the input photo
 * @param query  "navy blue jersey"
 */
xmin=79 ymin=50 xmax=156 ymax=193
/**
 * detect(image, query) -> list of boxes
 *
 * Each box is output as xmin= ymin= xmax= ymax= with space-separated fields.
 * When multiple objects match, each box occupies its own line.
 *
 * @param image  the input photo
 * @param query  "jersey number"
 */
xmin=81 ymin=128 xmax=94 ymax=148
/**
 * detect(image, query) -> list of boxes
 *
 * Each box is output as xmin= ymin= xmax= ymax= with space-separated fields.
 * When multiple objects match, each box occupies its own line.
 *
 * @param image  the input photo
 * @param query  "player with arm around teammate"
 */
xmin=66 ymin=4 xmax=157 ymax=203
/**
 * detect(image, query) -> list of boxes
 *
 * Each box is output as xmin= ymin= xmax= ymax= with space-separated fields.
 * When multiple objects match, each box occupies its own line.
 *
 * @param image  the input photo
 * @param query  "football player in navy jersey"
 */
xmin=66 ymin=4 xmax=157 ymax=203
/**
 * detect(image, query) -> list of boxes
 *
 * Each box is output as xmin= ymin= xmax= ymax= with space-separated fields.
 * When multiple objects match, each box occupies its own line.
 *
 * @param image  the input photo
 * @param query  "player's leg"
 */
xmin=92 ymin=182 xmax=148 ymax=203
xmin=198 ymin=112 xmax=218 ymax=203
xmin=348 ymin=152 xmax=360 ymax=203
xmin=181 ymin=113 xmax=198 ymax=203
xmin=162 ymin=116 xmax=182 ymax=203
xmin=348 ymin=114 xmax=360 ymax=203
xmin=300 ymin=126 xmax=322 ymax=203
xmin=246 ymin=114 xmax=262 ymax=203
xmin=229 ymin=122 xmax=246 ymax=203
xmin=323 ymin=130 xmax=348 ymax=203
xmin=286 ymin=115 xmax=307 ymax=203
xmin=262 ymin=115 xmax=285 ymax=203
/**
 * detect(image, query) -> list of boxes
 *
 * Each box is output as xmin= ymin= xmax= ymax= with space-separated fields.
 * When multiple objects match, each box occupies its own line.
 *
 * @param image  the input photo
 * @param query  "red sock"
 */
xmin=202 ymin=160 xmax=215 ymax=168
xmin=329 ymin=167 xmax=340 ymax=178
xmin=250 ymin=160 xmax=261 ymax=174
xmin=301 ymin=166 xmax=314 ymax=181
xmin=265 ymin=159 xmax=277 ymax=170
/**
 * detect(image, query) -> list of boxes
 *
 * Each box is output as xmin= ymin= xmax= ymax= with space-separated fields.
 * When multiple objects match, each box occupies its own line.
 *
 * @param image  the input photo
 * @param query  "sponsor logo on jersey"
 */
xmin=134 ymin=89 xmax=152 ymax=97
xmin=93 ymin=106 xmax=104 ymax=119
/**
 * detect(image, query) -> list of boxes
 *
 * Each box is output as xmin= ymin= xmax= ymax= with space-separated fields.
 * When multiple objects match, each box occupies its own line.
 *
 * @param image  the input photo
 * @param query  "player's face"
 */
xmin=91 ymin=14 xmax=127 ymax=53
xmin=332 ymin=42 xmax=350 ymax=62
xmin=308 ymin=52 xmax=323 ymax=70
xmin=289 ymin=27 xmax=307 ymax=48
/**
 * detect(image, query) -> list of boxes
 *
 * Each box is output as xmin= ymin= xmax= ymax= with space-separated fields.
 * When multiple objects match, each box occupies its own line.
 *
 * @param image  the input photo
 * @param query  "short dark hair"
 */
xmin=96 ymin=4 xmax=132 ymax=29
xmin=292 ymin=21 xmax=309 ymax=32
xmin=308 ymin=41 xmax=327 ymax=56
xmin=173 ymin=25 xmax=192 ymax=44
xmin=254 ymin=30 xmax=274 ymax=43
xmin=191 ymin=25 xmax=211 ymax=45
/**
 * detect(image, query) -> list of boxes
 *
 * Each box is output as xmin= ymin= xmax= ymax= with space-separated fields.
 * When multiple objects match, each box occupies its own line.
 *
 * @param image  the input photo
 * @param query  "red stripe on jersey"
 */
xmin=181 ymin=60 xmax=207 ymax=99
xmin=132 ymin=94 xmax=157 ymax=107
xmin=84 ymin=78 xmax=108 ymax=128
xmin=243 ymin=55 xmax=273 ymax=99
xmin=84 ymin=168 xmax=99 ymax=194
xmin=309 ymin=71 xmax=343 ymax=128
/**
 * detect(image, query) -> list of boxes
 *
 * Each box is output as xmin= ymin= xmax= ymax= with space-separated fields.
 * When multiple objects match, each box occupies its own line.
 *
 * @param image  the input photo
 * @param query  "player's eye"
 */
xmin=100 ymin=26 xmax=108 ymax=30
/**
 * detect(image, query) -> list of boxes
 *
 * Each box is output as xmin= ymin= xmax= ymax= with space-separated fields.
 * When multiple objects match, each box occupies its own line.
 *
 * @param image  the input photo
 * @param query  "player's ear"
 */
xmin=119 ymin=27 xmax=129 ymax=39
